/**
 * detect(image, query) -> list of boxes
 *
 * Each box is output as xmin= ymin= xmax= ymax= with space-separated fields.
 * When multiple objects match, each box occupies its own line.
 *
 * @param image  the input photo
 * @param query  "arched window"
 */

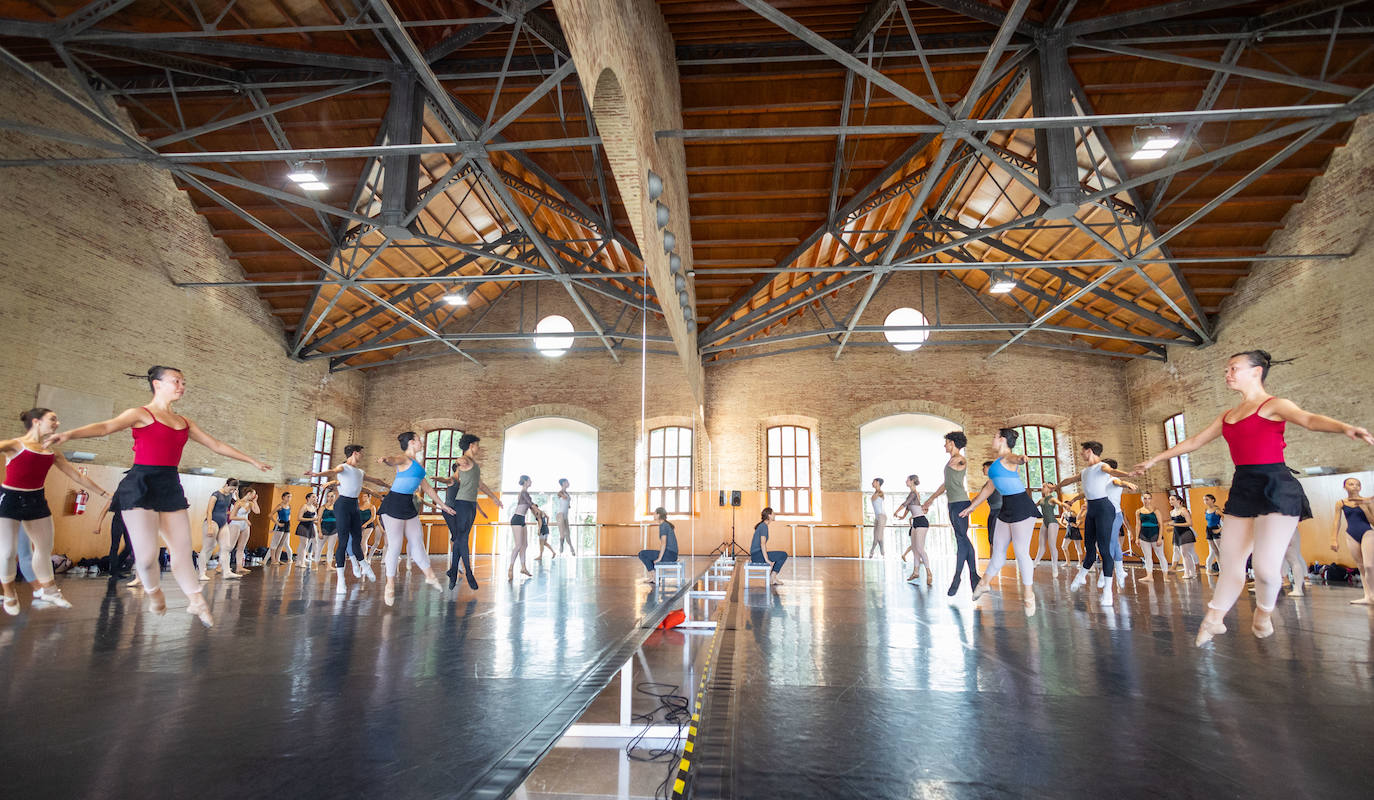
xmin=311 ymin=419 xmax=334 ymax=496
xmin=421 ymin=429 xmax=463 ymax=510
xmin=648 ymin=426 xmax=693 ymax=514
xmin=1010 ymin=424 xmax=1059 ymax=488
xmin=859 ymin=414 xmax=962 ymax=557
xmin=1164 ymin=413 xmax=1192 ymax=507
xmin=766 ymin=425 xmax=813 ymax=516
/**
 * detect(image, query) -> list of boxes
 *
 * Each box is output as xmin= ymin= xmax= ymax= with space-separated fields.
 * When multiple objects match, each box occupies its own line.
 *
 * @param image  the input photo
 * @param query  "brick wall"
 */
xmin=0 ymin=67 xmax=365 ymax=482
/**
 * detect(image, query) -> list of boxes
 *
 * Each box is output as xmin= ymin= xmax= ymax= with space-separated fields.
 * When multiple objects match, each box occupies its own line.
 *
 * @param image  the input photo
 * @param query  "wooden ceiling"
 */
xmin=2 ymin=0 xmax=1370 ymax=366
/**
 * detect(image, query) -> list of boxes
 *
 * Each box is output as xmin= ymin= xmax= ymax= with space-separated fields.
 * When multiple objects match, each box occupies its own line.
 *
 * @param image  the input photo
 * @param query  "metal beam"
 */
xmin=1077 ymin=40 xmax=1362 ymax=98
xmin=849 ymin=0 xmax=900 ymax=50
xmin=1064 ymin=0 xmax=1252 ymax=37
xmin=990 ymin=265 xmax=1127 ymax=356
xmin=923 ymin=0 xmax=1039 ymax=36
xmin=149 ymin=78 xmax=381 ymax=147
xmin=56 ymin=0 xmax=136 ymax=39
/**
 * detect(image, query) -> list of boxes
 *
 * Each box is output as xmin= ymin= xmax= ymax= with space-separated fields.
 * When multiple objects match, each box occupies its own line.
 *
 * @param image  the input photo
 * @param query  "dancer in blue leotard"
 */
xmin=1331 ymin=477 xmax=1374 ymax=605
xmin=960 ymin=428 xmax=1041 ymax=616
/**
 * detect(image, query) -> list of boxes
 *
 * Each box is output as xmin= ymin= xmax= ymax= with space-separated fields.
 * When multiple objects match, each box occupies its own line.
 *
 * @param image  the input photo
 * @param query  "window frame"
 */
xmin=1009 ymin=424 xmax=1060 ymax=491
xmin=647 ymin=425 xmax=693 ymax=515
xmin=766 ymin=424 xmax=814 ymax=517
xmin=1163 ymin=413 xmax=1192 ymax=508
xmin=422 ymin=428 xmax=464 ymax=510
xmin=311 ymin=419 xmax=335 ymax=497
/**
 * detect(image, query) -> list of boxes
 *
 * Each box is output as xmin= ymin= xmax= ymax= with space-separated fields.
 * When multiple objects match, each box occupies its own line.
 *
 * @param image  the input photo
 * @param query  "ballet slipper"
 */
xmin=521 ymin=568 xmax=532 ymax=577
xmin=925 ymin=573 xmax=934 ymax=587
xmin=1195 ymin=611 xmax=1227 ymax=647
xmin=198 ymin=572 xmax=210 ymax=582
xmin=425 ymin=574 xmax=444 ymax=592
xmin=970 ymin=581 xmax=990 ymax=601
xmin=643 ymin=577 xmax=656 ymax=584
xmin=147 ymin=587 xmax=167 ymax=616
xmin=187 ymin=594 xmax=214 ymax=628
xmin=1288 ymin=583 xmax=1304 ymax=597
xmin=1349 ymin=597 xmax=1371 ymax=605
xmin=772 ymin=577 xmax=784 ymax=586
xmin=1140 ymin=575 xmax=1153 ymax=583
xmin=1023 ymin=593 xmax=1036 ymax=617
xmin=905 ymin=572 xmax=919 ymax=583
xmin=222 ymin=571 xmax=241 ymax=580
xmin=384 ymin=583 xmax=395 ymax=606
xmin=1252 ymin=611 xmax=1275 ymax=639
xmin=2 ymin=595 xmax=18 ymax=616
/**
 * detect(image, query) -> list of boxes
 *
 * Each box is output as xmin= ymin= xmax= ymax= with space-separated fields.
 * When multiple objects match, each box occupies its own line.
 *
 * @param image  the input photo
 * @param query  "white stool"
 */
xmin=743 ymin=562 xmax=771 ymax=589
xmin=655 ymin=561 xmax=685 ymax=587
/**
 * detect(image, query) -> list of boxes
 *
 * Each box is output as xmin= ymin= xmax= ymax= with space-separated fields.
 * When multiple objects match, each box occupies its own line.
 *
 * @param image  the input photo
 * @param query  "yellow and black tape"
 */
xmin=671 ymin=565 xmax=734 ymax=799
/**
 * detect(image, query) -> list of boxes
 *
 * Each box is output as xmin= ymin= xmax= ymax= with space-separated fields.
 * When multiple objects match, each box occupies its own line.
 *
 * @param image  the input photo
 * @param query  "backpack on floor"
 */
xmin=1323 ymin=564 xmax=1355 ymax=582
xmin=51 ymin=554 xmax=73 ymax=574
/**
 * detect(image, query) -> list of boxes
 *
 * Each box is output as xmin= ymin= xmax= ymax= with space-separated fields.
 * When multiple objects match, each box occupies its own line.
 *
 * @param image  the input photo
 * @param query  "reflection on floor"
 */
xmin=702 ymin=557 xmax=1374 ymax=799
xmin=0 ymin=554 xmax=703 ymax=800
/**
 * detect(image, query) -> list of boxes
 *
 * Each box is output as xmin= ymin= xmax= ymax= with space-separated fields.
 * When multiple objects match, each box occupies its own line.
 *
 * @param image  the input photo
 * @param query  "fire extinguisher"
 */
xmin=73 ymin=467 xmax=89 ymax=515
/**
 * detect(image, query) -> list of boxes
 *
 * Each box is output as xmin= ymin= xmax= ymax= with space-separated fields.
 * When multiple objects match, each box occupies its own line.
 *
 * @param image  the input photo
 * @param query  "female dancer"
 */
xmin=360 ymin=492 xmax=379 ymax=560
xmin=266 ymin=491 xmax=291 ymax=565
xmin=1036 ymin=484 xmax=1064 ymax=574
xmin=638 ymin=507 xmax=679 ymax=583
xmin=750 ymin=507 xmax=788 ymax=586
xmin=1135 ymin=492 xmax=1168 ymax=581
xmin=302 ymin=488 xmax=334 ymax=568
xmin=1135 ymin=350 xmax=1372 ymax=645
xmin=306 ymin=444 xmax=376 ymax=590
xmin=219 ymin=488 xmax=258 ymax=579
xmin=199 ymin=478 xmax=238 ymax=580
xmin=1331 ymin=477 xmax=1374 ymax=604
xmin=1052 ymin=441 xmax=1132 ymax=605
xmin=441 ymin=434 xmax=502 ymax=590
xmin=868 ymin=478 xmax=887 ymax=558
xmin=921 ymin=431 xmax=978 ymax=597
xmin=1203 ymin=493 xmax=1223 ymax=573
xmin=555 ymin=478 xmax=575 ymax=556
xmin=46 ymin=367 xmax=270 ymax=626
xmin=534 ymin=502 xmax=557 ymax=561
xmin=1169 ymin=494 xmax=1199 ymax=579
xmin=509 ymin=475 xmax=535 ymax=581
xmin=893 ymin=475 xmax=932 ymax=585
xmin=1 ymin=408 xmax=110 ymax=614
xmin=960 ymin=429 xmax=1042 ymax=614
xmin=294 ymin=493 xmax=318 ymax=567
xmin=374 ymin=432 xmax=451 ymax=606
xmin=1061 ymin=497 xmax=1083 ymax=562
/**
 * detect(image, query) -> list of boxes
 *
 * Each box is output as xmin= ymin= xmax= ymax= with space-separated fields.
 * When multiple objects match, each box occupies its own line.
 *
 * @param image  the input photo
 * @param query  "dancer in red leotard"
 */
xmin=1136 ymin=351 xmax=1372 ymax=646
xmin=1 ymin=408 xmax=110 ymax=615
xmin=46 ymin=366 xmax=270 ymax=627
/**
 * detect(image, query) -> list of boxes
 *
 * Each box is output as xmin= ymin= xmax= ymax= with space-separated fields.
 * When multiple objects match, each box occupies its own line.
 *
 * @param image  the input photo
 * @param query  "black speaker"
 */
xmin=731 ymin=490 xmax=742 ymax=507
xmin=719 ymin=490 xmax=726 ymax=507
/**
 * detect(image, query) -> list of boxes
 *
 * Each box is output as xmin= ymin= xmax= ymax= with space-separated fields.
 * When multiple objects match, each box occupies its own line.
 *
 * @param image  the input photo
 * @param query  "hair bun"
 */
xmin=1256 ymin=349 xmax=1272 ymax=364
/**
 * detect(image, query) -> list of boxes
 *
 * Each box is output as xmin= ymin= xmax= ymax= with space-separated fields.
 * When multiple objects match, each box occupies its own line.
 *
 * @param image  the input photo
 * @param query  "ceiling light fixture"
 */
xmin=443 ymin=292 xmax=468 ymax=306
xmin=989 ymin=272 xmax=1018 ymax=294
xmin=299 ymin=181 xmax=330 ymax=191
xmin=1130 ymin=125 xmax=1180 ymax=161
xmin=287 ymin=160 xmax=324 ymax=184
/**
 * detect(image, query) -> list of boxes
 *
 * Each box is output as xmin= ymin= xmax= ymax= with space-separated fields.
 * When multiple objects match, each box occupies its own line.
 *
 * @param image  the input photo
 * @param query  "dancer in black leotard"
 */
xmin=1331 ymin=477 xmax=1374 ymax=605
xmin=198 ymin=478 xmax=238 ymax=581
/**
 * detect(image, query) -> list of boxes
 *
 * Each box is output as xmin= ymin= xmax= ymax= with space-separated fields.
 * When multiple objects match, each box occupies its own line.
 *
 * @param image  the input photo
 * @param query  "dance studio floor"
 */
xmin=690 ymin=558 xmax=1374 ymax=799
xmin=0 ymin=554 xmax=707 ymax=800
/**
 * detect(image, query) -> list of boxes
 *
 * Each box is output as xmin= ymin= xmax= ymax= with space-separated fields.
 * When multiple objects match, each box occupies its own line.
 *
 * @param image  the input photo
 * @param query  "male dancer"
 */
xmin=921 ymin=431 xmax=979 ymax=596
xmin=1050 ymin=441 xmax=1135 ymax=607
xmin=442 ymin=434 xmax=503 ymax=591
xmin=305 ymin=444 xmax=377 ymax=593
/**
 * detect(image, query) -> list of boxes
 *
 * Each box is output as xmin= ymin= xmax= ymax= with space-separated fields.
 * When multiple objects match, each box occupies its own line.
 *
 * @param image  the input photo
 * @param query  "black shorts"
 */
xmin=1206 ymin=527 xmax=1221 ymax=540
xmin=0 ymin=487 xmax=51 ymax=521
xmin=997 ymin=491 xmax=1041 ymax=524
xmin=510 ymin=514 xmax=527 ymax=526
xmin=908 ymin=516 xmax=931 ymax=528
xmin=1224 ymin=464 xmax=1312 ymax=520
xmin=1139 ymin=526 xmax=1160 ymax=543
xmin=379 ymin=491 xmax=418 ymax=521
xmin=115 ymin=465 xmax=188 ymax=512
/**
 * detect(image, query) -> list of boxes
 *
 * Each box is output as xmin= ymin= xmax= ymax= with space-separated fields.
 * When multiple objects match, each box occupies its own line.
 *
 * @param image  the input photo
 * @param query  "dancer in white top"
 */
xmin=893 ymin=475 xmax=933 ymax=586
xmin=555 ymin=478 xmax=576 ymax=556
xmin=868 ymin=478 xmax=887 ymax=559
xmin=305 ymin=443 xmax=378 ymax=593
xmin=1050 ymin=440 xmax=1134 ymax=607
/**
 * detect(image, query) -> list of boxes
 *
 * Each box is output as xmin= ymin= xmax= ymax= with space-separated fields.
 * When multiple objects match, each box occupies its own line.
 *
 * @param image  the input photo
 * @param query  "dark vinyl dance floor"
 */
xmin=707 ymin=558 xmax=1374 ymax=800
xmin=0 ymin=554 xmax=705 ymax=800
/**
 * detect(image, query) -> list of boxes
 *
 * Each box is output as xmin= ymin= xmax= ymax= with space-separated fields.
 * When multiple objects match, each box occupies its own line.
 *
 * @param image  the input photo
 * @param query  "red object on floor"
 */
xmin=657 ymin=609 xmax=685 ymax=630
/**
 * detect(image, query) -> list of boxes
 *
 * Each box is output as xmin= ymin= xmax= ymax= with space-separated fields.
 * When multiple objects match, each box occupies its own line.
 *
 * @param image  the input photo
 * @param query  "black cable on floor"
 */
xmin=624 ymin=681 xmax=691 ymax=800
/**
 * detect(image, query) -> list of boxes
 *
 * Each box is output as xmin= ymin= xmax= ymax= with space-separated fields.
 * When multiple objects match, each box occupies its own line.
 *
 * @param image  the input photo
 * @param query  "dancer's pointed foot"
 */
xmin=362 ymin=562 xmax=377 ymax=582
xmin=187 ymin=594 xmax=214 ymax=628
xmin=1140 ymin=575 xmax=1153 ymax=583
xmin=1023 ymin=592 xmax=1037 ymax=617
xmin=947 ymin=580 xmax=960 ymax=597
xmin=1070 ymin=569 xmax=1087 ymax=592
xmin=1252 ymin=609 xmax=1275 ymax=639
xmin=905 ymin=572 xmax=919 ymax=583
xmin=467 ymin=573 xmax=479 ymax=591
xmin=222 ymin=571 xmax=241 ymax=580
xmin=198 ymin=572 xmax=210 ymax=582
xmin=1351 ymin=597 xmax=1372 ymax=605
xmin=384 ymin=583 xmax=395 ymax=606
xmin=147 ymin=587 xmax=167 ymax=615
xmin=1195 ymin=610 xmax=1226 ymax=647
xmin=447 ymin=570 xmax=458 ymax=590
xmin=970 ymin=581 xmax=989 ymax=601
xmin=521 ymin=568 xmax=532 ymax=577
